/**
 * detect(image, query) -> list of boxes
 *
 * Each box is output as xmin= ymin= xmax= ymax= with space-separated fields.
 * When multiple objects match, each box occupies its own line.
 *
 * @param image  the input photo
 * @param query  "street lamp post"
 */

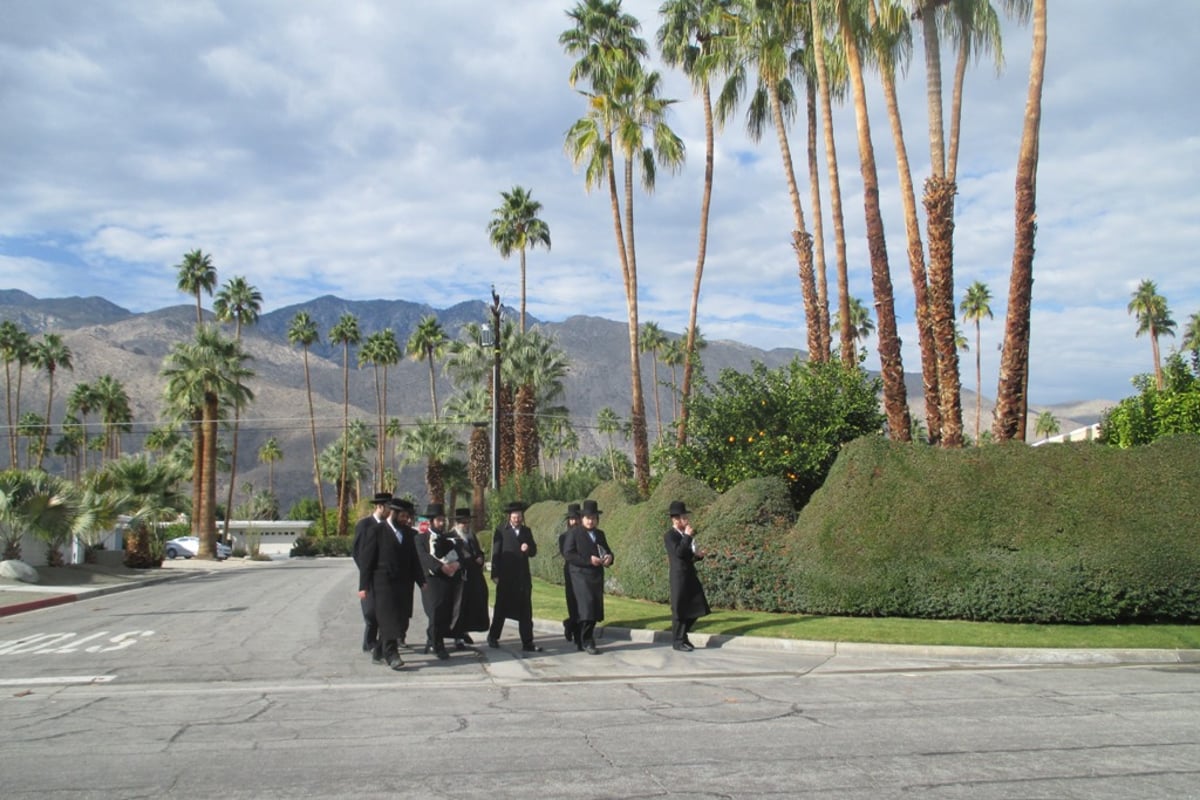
xmin=482 ymin=289 xmax=502 ymax=491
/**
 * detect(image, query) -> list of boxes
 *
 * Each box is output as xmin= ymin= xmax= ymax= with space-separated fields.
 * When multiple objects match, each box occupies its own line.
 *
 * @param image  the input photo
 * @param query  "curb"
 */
xmin=0 ymin=572 xmax=188 ymax=618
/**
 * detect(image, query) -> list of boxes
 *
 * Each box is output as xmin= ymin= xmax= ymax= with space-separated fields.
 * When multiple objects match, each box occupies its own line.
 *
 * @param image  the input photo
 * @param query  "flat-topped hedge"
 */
xmin=520 ymin=434 xmax=1200 ymax=624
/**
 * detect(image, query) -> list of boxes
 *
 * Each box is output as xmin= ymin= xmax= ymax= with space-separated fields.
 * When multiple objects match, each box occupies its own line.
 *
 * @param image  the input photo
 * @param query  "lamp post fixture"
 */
xmin=481 ymin=289 xmax=502 ymax=491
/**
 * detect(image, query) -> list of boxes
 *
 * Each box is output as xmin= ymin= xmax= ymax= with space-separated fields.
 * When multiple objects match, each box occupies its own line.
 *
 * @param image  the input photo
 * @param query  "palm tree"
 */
xmin=0 ymin=469 xmax=76 ymax=563
xmin=1034 ymin=410 xmax=1059 ymax=442
xmin=486 ymin=186 xmax=552 ymax=334
xmin=661 ymin=338 xmax=686 ymax=421
xmin=287 ymin=311 xmax=326 ymax=533
xmin=84 ymin=455 xmax=188 ymax=568
xmin=31 ymin=333 xmax=73 ymax=470
xmin=399 ymin=419 xmax=460 ymax=506
xmin=66 ymin=381 xmax=98 ymax=475
xmin=835 ymin=0 xmax=911 ymax=441
xmin=161 ymin=325 xmax=254 ymax=558
xmin=328 ymin=312 xmax=361 ymax=536
xmin=407 ymin=316 xmax=447 ymax=421
xmin=1182 ymin=312 xmax=1200 ymax=359
xmin=960 ymin=280 xmax=993 ymax=445
xmin=507 ymin=328 xmax=570 ymax=476
xmin=0 ymin=321 xmax=31 ymax=468
xmin=1126 ymin=279 xmax=1176 ymax=391
xmin=92 ymin=374 xmax=131 ymax=464
xmin=54 ymin=422 xmax=84 ymax=483
xmin=723 ymin=0 xmax=821 ymax=360
xmin=639 ymin=321 xmax=669 ymax=441
xmin=258 ymin=437 xmax=283 ymax=497
xmin=318 ymin=436 xmax=371 ymax=522
xmin=563 ymin=7 xmax=684 ymax=497
xmin=213 ymin=275 xmax=262 ymax=532
xmin=175 ymin=249 xmax=218 ymax=328
xmin=445 ymin=386 xmax=491 ymax=526
xmin=868 ymin=0 xmax=944 ymax=443
xmin=657 ymin=0 xmax=735 ymax=445
xmin=144 ymin=425 xmax=181 ymax=460
xmin=596 ymin=406 xmax=622 ymax=481
xmin=367 ymin=329 xmax=400 ymax=489
xmin=833 ymin=297 xmax=875 ymax=354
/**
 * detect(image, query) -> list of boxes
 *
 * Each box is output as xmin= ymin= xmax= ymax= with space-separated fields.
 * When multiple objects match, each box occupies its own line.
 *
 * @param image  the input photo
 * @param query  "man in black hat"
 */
xmin=357 ymin=496 xmax=425 ymax=670
xmin=415 ymin=503 xmax=460 ymax=660
xmin=487 ymin=501 xmax=541 ymax=652
xmin=451 ymin=508 xmax=489 ymax=649
xmin=352 ymin=491 xmax=392 ymax=656
xmin=563 ymin=499 xmax=614 ymax=654
xmin=558 ymin=503 xmax=582 ymax=645
xmin=665 ymin=500 xmax=710 ymax=652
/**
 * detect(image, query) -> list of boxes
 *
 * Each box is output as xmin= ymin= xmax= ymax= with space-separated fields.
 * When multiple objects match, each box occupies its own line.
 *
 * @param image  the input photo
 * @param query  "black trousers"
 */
xmin=489 ymin=614 xmax=534 ymax=646
xmin=360 ymin=595 xmax=378 ymax=650
xmin=577 ymin=620 xmax=597 ymax=648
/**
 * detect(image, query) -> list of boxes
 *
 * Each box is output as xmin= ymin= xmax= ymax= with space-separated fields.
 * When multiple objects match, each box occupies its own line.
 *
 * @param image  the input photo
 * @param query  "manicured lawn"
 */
xmin=531 ymin=578 xmax=1200 ymax=650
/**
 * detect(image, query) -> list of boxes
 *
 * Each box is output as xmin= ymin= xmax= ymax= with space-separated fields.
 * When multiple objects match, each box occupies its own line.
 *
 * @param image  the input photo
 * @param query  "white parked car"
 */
xmin=164 ymin=536 xmax=231 ymax=560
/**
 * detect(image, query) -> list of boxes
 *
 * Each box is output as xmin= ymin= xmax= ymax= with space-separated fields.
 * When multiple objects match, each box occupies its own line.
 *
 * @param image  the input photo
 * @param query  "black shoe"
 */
xmin=563 ymin=621 xmax=574 ymax=642
xmin=436 ymin=649 xmax=450 ymax=661
xmin=454 ymin=639 xmax=466 ymax=651
xmin=487 ymin=638 xmax=500 ymax=649
xmin=521 ymin=643 xmax=542 ymax=653
xmin=372 ymin=653 xmax=385 ymax=664
xmin=460 ymin=633 xmax=474 ymax=645
xmin=386 ymin=654 xmax=404 ymax=670
xmin=672 ymin=642 xmax=694 ymax=652
xmin=398 ymin=637 xmax=407 ymax=648
xmin=585 ymin=643 xmax=599 ymax=655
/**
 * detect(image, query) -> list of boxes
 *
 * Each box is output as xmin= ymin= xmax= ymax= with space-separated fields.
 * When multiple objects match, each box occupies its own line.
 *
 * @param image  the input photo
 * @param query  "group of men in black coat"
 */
xmin=355 ymin=493 xmax=711 ymax=666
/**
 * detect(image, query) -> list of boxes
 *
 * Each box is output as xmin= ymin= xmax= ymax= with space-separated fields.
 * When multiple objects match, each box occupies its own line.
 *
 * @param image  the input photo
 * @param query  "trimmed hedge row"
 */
xmin=520 ymin=434 xmax=1200 ymax=624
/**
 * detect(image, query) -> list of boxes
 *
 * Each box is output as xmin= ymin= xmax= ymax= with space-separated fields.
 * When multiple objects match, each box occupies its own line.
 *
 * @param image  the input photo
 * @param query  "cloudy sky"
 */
xmin=1 ymin=1 xmax=1197 ymax=406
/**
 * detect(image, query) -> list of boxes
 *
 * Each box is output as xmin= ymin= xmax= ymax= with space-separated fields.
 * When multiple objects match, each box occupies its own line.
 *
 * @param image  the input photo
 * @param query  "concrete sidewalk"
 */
xmin=3 ymin=558 xmax=1198 ymax=667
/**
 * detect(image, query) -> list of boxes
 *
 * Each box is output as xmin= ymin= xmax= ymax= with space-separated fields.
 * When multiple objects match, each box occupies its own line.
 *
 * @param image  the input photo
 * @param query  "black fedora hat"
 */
xmin=667 ymin=500 xmax=691 ymax=517
xmin=370 ymin=491 xmax=393 ymax=506
xmin=580 ymin=499 xmax=602 ymax=516
xmin=387 ymin=497 xmax=414 ymax=513
xmin=565 ymin=502 xmax=582 ymax=519
xmin=423 ymin=502 xmax=446 ymax=519
xmin=454 ymin=508 xmax=472 ymax=521
xmin=503 ymin=501 xmax=527 ymax=514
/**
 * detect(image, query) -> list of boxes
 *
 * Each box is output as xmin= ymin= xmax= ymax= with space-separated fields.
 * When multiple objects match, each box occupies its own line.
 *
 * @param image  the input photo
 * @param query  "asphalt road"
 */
xmin=1 ymin=559 xmax=1198 ymax=799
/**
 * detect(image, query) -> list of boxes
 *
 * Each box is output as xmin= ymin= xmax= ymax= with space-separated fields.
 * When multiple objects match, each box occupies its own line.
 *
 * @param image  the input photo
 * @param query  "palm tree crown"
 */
xmin=487 ymin=186 xmax=552 ymax=334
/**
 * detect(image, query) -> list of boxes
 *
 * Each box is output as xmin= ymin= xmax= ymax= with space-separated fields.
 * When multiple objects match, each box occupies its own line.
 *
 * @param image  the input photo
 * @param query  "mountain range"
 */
xmin=0 ymin=289 xmax=1113 ymax=511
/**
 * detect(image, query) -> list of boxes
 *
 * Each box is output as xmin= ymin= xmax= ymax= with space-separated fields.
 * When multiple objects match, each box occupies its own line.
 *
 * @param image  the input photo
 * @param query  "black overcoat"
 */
xmin=453 ymin=530 xmax=490 ymax=633
xmin=357 ymin=520 xmax=425 ymax=641
xmin=563 ymin=526 xmax=613 ymax=622
xmin=664 ymin=527 xmax=710 ymax=621
xmin=417 ymin=529 xmax=462 ymax=638
xmin=490 ymin=522 xmax=538 ymax=621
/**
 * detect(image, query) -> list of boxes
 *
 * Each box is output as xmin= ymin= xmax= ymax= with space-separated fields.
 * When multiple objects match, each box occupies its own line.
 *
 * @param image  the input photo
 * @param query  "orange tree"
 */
xmin=666 ymin=359 xmax=883 ymax=508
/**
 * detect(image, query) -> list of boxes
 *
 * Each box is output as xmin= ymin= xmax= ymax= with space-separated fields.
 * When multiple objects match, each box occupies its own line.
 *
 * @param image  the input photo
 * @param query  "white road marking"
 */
xmin=0 ymin=675 xmax=115 ymax=686
xmin=0 ymin=630 xmax=156 ymax=655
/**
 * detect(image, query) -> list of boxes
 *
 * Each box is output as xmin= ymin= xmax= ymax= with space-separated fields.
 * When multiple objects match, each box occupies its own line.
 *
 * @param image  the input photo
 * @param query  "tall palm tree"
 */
xmin=373 ymin=329 xmax=400 ymax=488
xmin=596 ymin=406 xmax=622 ymax=481
xmin=287 ymin=311 xmax=326 ymax=533
xmin=563 ymin=7 xmax=684 ymax=497
xmin=833 ymin=297 xmax=876 ymax=354
xmin=994 ymin=0 xmax=1045 ymax=441
xmin=836 ymin=0 xmax=911 ymax=440
xmin=66 ymin=381 xmax=98 ymax=475
xmin=0 ymin=321 xmax=31 ymax=468
xmin=507 ymin=328 xmax=570 ymax=475
xmin=92 ymin=374 xmax=131 ymax=464
xmin=660 ymin=338 xmax=685 ymax=421
xmin=960 ymin=280 xmax=993 ymax=445
xmin=399 ymin=419 xmax=460 ymax=506
xmin=31 ymin=333 xmax=73 ymax=470
xmin=161 ymin=326 xmax=253 ymax=558
xmin=868 ymin=0 xmax=944 ymax=443
xmin=1034 ymin=410 xmax=1059 ymax=442
xmin=84 ymin=455 xmax=188 ymax=568
xmin=328 ymin=313 xmax=361 ymax=536
xmin=175 ymin=249 xmax=218 ymax=328
xmin=657 ymin=0 xmax=735 ymax=445
xmin=258 ymin=436 xmax=282 ymax=497
xmin=1126 ymin=279 xmax=1176 ymax=391
xmin=723 ymin=0 xmax=821 ymax=359
xmin=445 ymin=386 xmax=491 ymax=527
xmin=486 ymin=186 xmax=552 ymax=334
xmin=213 ymin=276 xmax=262 ymax=530
xmin=406 ymin=316 xmax=447 ymax=421
xmin=144 ymin=425 xmax=181 ymax=460
xmin=639 ymin=321 xmax=669 ymax=441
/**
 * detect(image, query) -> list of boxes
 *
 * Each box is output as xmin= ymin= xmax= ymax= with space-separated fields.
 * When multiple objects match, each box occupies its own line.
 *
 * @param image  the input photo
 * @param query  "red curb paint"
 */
xmin=0 ymin=594 xmax=77 ymax=617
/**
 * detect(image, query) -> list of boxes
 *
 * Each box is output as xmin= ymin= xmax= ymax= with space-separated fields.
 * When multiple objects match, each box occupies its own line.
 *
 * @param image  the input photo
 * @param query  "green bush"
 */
xmin=290 ymin=536 xmax=320 ymax=557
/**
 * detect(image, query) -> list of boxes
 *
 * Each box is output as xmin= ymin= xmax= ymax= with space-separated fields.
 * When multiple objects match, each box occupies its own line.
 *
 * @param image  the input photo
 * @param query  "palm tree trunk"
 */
xmin=768 ymin=84 xmax=820 ymax=361
xmin=994 ymin=0 xmax=1046 ymax=442
xmin=650 ymin=354 xmax=662 ymax=443
xmin=805 ymin=79 xmax=831 ymax=363
xmin=38 ymin=372 xmax=54 ymax=470
xmin=621 ymin=156 xmax=651 ymax=498
xmin=974 ymin=319 xmax=983 ymax=444
xmin=338 ymin=345 xmax=349 ymax=536
xmin=519 ymin=246 xmax=528 ymax=335
xmin=302 ymin=351 xmax=327 ymax=534
xmin=840 ymin=0 xmax=911 ymax=440
xmin=4 ymin=361 xmax=13 ymax=468
xmin=677 ymin=80 xmax=715 ymax=449
xmin=199 ymin=396 xmax=219 ymax=558
xmin=426 ymin=353 xmax=439 ymax=420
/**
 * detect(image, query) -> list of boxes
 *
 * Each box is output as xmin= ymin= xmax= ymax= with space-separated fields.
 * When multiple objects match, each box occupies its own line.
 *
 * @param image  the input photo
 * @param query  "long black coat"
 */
xmin=417 ymin=529 xmax=462 ymax=638
xmin=357 ymin=520 xmax=425 ymax=641
xmin=563 ymin=525 xmax=613 ymax=622
xmin=490 ymin=522 xmax=537 ymax=621
xmin=453 ymin=530 xmax=490 ymax=633
xmin=664 ymin=527 xmax=710 ymax=621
